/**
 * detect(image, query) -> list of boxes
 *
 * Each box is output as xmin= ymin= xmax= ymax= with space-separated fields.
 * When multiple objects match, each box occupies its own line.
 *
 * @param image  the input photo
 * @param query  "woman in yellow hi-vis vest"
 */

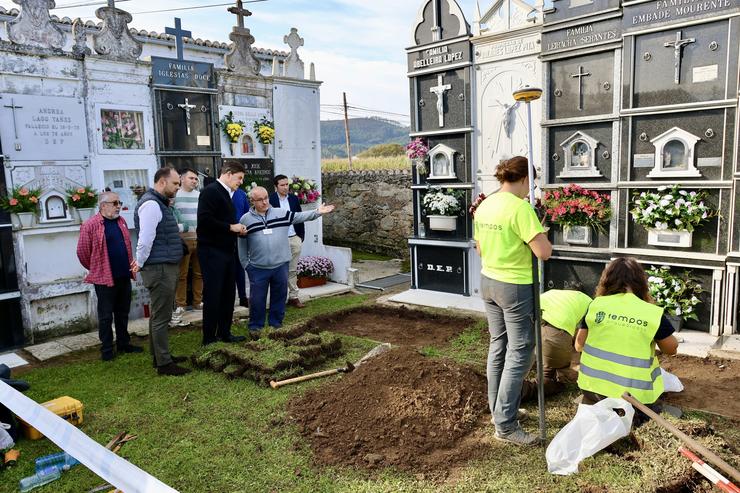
xmin=575 ymin=257 xmax=679 ymax=411
xmin=474 ymin=156 xmax=552 ymax=446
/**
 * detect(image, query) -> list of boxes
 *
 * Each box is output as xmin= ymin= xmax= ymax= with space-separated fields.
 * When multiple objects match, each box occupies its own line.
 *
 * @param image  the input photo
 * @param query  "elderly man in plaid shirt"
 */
xmin=77 ymin=191 xmax=143 ymax=361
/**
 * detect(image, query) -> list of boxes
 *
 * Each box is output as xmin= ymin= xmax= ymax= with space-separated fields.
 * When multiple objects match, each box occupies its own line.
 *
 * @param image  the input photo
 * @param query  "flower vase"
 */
xmin=15 ymin=212 xmax=35 ymax=229
xmin=297 ymin=276 xmax=327 ymax=288
xmin=76 ymin=208 xmax=95 ymax=222
xmin=413 ymin=158 xmax=427 ymax=176
xmin=428 ymin=215 xmax=457 ymax=231
xmin=665 ymin=314 xmax=684 ymax=332
xmin=262 ymin=143 xmax=271 ymax=158
xmin=647 ymin=228 xmax=692 ymax=248
xmin=230 ymin=142 xmax=239 ymax=156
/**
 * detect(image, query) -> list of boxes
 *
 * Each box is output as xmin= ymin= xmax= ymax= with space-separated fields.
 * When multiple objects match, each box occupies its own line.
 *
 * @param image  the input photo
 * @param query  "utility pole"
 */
xmin=343 ymin=92 xmax=353 ymax=170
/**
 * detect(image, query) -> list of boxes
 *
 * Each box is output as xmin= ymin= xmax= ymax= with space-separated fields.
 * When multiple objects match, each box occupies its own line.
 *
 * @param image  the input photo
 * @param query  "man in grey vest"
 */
xmin=133 ymin=167 xmax=190 ymax=376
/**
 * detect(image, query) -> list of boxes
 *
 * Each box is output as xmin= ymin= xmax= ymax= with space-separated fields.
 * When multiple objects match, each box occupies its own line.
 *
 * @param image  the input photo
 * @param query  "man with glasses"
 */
xmin=77 ymin=191 xmax=143 ymax=361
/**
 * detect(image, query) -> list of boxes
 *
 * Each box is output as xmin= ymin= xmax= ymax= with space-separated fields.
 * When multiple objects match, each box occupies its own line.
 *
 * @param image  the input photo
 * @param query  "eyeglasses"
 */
xmin=103 ymin=201 xmax=123 ymax=206
xmin=252 ymin=197 xmax=269 ymax=202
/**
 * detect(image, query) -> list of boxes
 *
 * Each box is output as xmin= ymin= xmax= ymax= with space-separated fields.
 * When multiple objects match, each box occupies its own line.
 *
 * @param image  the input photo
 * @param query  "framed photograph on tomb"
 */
xmin=94 ymin=104 xmax=152 ymax=155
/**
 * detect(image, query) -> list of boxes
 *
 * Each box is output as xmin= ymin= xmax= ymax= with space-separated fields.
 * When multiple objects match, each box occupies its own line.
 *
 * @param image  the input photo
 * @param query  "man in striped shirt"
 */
xmin=172 ymin=169 xmax=202 ymax=321
xmin=238 ymin=186 xmax=334 ymax=331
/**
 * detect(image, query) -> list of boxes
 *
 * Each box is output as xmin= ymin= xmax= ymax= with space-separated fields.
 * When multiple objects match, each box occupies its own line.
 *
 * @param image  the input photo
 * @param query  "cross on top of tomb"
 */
xmin=664 ymin=31 xmax=695 ymax=85
xmin=165 ymin=17 xmax=192 ymax=61
xmin=3 ymin=97 xmax=23 ymax=142
xmin=228 ymin=0 xmax=252 ymax=29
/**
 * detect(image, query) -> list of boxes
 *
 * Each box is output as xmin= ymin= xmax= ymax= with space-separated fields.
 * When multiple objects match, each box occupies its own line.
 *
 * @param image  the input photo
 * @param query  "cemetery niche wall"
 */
xmin=0 ymin=1 xmax=326 ymax=347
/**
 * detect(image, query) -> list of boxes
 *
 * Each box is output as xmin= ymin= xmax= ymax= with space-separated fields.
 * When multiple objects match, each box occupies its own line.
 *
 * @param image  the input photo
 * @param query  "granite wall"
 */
xmin=321 ymin=170 xmax=412 ymax=258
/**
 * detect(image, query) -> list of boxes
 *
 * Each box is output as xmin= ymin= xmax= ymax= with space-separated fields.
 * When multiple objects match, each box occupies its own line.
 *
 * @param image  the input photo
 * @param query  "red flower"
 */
xmin=9 ymin=198 xmax=18 ymax=206
xmin=19 ymin=188 xmax=29 ymax=196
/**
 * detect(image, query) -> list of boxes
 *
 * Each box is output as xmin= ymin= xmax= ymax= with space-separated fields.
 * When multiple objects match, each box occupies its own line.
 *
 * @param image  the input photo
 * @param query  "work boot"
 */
xmin=239 ymin=298 xmax=249 ymax=308
xmin=157 ymin=362 xmax=191 ymax=376
xmin=494 ymin=428 xmax=540 ymax=446
xmin=118 ymin=344 xmax=143 ymax=354
xmin=288 ymin=298 xmax=305 ymax=308
xmin=101 ymin=351 xmax=115 ymax=362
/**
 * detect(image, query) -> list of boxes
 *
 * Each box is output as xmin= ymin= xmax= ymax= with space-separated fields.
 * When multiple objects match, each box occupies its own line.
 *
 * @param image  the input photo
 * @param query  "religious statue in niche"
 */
xmin=647 ymin=127 xmax=701 ymax=178
xmin=241 ymin=134 xmax=254 ymax=155
xmin=427 ymin=143 xmax=457 ymax=180
xmin=558 ymin=131 xmax=602 ymax=178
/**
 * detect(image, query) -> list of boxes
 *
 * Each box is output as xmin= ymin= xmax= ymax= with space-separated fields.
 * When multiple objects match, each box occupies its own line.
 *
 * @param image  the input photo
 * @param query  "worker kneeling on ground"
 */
xmin=575 ymin=257 xmax=679 ymax=416
xmin=520 ymin=288 xmax=592 ymax=402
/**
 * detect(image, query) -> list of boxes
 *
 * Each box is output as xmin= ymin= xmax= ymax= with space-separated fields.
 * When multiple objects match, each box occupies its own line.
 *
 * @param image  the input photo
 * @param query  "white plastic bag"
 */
xmin=0 ymin=422 xmax=14 ymax=450
xmin=546 ymin=398 xmax=634 ymax=475
xmin=661 ymin=368 xmax=684 ymax=393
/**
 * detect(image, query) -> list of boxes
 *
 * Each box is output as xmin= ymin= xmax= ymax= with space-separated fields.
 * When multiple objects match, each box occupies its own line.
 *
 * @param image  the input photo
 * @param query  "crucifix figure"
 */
xmin=228 ymin=0 xmax=252 ymax=29
xmin=178 ymin=98 xmax=196 ymax=135
xmin=664 ymin=31 xmax=695 ymax=85
xmin=569 ymin=65 xmax=591 ymax=111
xmin=3 ymin=98 xmax=23 ymax=140
xmin=165 ymin=17 xmax=191 ymax=61
xmin=430 ymin=74 xmax=451 ymax=128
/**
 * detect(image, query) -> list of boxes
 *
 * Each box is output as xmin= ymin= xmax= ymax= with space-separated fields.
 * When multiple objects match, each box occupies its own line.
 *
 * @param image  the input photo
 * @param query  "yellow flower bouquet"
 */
xmin=253 ymin=116 xmax=275 ymax=145
xmin=219 ymin=112 xmax=246 ymax=143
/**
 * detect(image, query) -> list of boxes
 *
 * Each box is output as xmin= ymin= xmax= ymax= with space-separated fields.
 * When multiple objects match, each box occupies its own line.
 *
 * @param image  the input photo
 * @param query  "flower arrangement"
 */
xmin=0 ymin=186 xmax=41 ymax=214
xmin=630 ymin=185 xmax=714 ymax=232
xmin=296 ymin=256 xmax=334 ymax=279
xmin=290 ymin=176 xmax=321 ymax=205
xmin=67 ymin=186 xmax=98 ymax=209
xmin=422 ymin=187 xmax=464 ymax=216
xmin=101 ymin=110 xmax=144 ymax=150
xmin=646 ymin=265 xmax=702 ymax=321
xmin=253 ymin=116 xmax=275 ymax=145
xmin=219 ymin=112 xmax=245 ymax=143
xmin=543 ymin=184 xmax=612 ymax=233
xmin=406 ymin=138 xmax=429 ymax=175
xmin=469 ymin=192 xmax=487 ymax=217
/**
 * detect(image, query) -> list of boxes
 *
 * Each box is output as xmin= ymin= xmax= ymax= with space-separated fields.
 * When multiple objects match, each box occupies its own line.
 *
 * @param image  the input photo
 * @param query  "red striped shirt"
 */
xmin=76 ymin=213 xmax=134 ymax=287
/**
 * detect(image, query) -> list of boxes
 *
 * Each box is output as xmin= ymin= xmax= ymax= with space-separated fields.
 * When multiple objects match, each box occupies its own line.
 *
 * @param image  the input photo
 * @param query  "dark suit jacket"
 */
xmin=197 ymin=181 xmax=238 ymax=251
xmin=269 ymin=192 xmax=305 ymax=241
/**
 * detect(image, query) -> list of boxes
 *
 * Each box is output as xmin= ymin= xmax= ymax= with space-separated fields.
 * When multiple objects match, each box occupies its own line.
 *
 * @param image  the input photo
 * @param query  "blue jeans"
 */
xmin=481 ymin=274 xmax=536 ymax=435
xmin=247 ymin=263 xmax=289 ymax=330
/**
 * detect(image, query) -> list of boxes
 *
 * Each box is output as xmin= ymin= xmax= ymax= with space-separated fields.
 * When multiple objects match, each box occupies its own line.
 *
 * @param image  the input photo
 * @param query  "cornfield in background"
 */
xmin=322 ymin=156 xmax=410 ymax=172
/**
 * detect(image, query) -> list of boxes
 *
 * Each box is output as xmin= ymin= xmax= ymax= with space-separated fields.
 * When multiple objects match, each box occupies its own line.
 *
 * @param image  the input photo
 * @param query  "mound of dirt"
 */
xmin=288 ymin=347 xmax=489 ymax=474
xmin=300 ymin=305 xmax=479 ymax=347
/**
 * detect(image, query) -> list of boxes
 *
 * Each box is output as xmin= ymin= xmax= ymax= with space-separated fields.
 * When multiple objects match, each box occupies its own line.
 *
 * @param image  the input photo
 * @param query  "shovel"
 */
xmin=270 ymin=342 xmax=391 ymax=389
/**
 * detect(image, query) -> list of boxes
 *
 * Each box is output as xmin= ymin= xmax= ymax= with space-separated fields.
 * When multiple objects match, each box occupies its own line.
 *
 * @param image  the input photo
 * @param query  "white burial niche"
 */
xmin=427 ymin=143 xmax=458 ymax=180
xmin=557 ymin=131 xmax=603 ymax=179
xmin=647 ymin=127 xmax=702 ymax=179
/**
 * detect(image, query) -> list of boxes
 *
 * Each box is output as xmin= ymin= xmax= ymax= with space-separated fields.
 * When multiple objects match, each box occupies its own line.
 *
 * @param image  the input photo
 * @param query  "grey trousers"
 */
xmin=481 ymin=274 xmax=536 ymax=435
xmin=140 ymin=263 xmax=179 ymax=367
xmin=288 ymin=235 xmax=303 ymax=300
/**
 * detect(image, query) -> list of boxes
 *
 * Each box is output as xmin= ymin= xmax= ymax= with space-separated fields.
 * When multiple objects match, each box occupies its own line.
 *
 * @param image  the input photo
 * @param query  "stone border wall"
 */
xmin=321 ymin=170 xmax=412 ymax=258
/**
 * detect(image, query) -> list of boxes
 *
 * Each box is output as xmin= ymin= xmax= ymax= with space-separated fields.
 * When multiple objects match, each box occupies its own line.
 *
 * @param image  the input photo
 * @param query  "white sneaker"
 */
xmin=193 ymin=303 xmax=204 ymax=311
xmin=173 ymin=306 xmax=186 ymax=318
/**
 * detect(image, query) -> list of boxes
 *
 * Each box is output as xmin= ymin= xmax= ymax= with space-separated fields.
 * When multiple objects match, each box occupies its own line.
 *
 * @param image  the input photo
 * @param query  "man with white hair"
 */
xmin=238 ymin=186 xmax=334 ymax=331
xmin=77 ymin=191 xmax=142 ymax=361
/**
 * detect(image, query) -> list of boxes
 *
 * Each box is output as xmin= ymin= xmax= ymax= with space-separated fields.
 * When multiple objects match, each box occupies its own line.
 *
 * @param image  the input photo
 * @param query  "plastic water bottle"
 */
xmin=34 ymin=451 xmax=79 ymax=472
xmin=19 ymin=466 xmax=61 ymax=492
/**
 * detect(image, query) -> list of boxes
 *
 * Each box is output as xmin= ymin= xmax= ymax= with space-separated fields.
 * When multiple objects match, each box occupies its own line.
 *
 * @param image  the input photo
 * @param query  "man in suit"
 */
xmin=268 ymin=175 xmax=306 ymax=308
xmin=197 ymin=161 xmax=248 ymax=345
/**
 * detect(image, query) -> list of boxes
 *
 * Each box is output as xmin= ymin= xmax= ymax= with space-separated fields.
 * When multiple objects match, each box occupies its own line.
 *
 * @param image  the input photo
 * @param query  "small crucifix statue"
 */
xmin=569 ymin=65 xmax=591 ymax=111
xmin=664 ymin=31 xmax=695 ymax=85
xmin=228 ymin=0 xmax=252 ymax=29
xmin=429 ymin=74 xmax=451 ymax=128
xmin=178 ymin=98 xmax=196 ymax=135
xmin=165 ymin=17 xmax=192 ymax=61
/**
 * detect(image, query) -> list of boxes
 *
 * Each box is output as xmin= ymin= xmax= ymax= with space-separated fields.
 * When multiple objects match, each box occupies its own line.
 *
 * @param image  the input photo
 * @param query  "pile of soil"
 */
xmin=300 ymin=305 xmax=479 ymax=347
xmin=288 ymin=347 xmax=489 ymax=474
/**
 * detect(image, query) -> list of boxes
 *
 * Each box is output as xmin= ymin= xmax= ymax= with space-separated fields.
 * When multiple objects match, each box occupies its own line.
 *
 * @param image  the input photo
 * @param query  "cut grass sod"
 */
xmin=2 ymin=293 xmax=737 ymax=492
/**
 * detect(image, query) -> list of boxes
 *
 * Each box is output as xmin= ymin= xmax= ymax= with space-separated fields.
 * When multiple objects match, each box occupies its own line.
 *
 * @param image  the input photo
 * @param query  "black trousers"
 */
xmin=198 ymin=244 xmax=236 ymax=344
xmin=94 ymin=277 xmax=132 ymax=356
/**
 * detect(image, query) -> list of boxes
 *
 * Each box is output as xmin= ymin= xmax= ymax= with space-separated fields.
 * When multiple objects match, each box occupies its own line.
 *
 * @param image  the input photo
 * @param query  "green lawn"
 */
xmin=2 ymin=295 xmax=737 ymax=493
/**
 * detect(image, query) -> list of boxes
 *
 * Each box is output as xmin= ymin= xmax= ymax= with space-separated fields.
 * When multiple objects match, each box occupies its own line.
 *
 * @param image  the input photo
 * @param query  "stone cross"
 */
xmin=664 ymin=31 xmax=695 ymax=85
xmin=431 ymin=0 xmax=442 ymax=41
xmin=228 ymin=0 xmax=252 ymax=29
xmin=569 ymin=65 xmax=591 ymax=111
xmin=178 ymin=98 xmax=196 ymax=135
xmin=165 ymin=17 xmax=191 ymax=61
xmin=430 ymin=74 xmax=452 ymax=128
xmin=3 ymin=98 xmax=23 ymax=139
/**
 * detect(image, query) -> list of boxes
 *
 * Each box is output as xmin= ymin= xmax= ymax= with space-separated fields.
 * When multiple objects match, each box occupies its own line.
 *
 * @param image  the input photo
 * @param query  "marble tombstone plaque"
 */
xmin=549 ymin=51 xmax=615 ymax=119
xmin=413 ymin=69 xmax=470 ymax=132
xmin=542 ymin=16 xmax=622 ymax=55
xmin=0 ymin=94 xmax=88 ymax=161
xmin=218 ymin=105 xmax=271 ymax=159
xmin=549 ymin=122 xmax=613 ymax=182
xmin=408 ymin=39 xmax=471 ymax=73
xmin=157 ymin=92 xmax=214 ymax=152
xmin=228 ymin=158 xmax=274 ymax=194
xmin=544 ymin=257 xmax=607 ymax=296
xmin=630 ymin=21 xmax=730 ymax=108
xmin=626 ymin=108 xmax=731 ymax=181
xmin=624 ymin=0 xmax=740 ymax=33
xmin=414 ymin=245 xmax=468 ymax=295
xmin=545 ymin=0 xmax=620 ymax=25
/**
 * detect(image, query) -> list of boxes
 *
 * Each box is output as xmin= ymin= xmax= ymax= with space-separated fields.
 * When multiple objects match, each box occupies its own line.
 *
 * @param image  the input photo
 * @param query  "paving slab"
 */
xmin=673 ymin=330 xmax=719 ymax=358
xmin=302 ymin=281 xmax=351 ymax=300
xmin=25 ymin=341 xmax=70 ymax=361
xmin=709 ymin=334 xmax=740 ymax=360
xmin=59 ymin=333 xmax=99 ymax=351
xmin=352 ymin=259 xmax=402 ymax=283
xmin=387 ymin=289 xmax=486 ymax=315
xmin=129 ymin=318 xmax=150 ymax=336
xmin=0 ymin=352 xmax=29 ymax=368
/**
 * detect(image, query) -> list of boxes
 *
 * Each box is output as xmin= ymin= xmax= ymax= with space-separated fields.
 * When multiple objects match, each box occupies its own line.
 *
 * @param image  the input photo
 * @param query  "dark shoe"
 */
xmin=220 ymin=335 xmax=246 ymax=343
xmin=102 ymin=352 xmax=115 ymax=362
xmin=172 ymin=355 xmax=188 ymax=364
xmin=118 ymin=344 xmax=143 ymax=354
xmin=239 ymin=298 xmax=249 ymax=308
xmin=288 ymin=298 xmax=305 ymax=308
xmin=157 ymin=362 xmax=191 ymax=376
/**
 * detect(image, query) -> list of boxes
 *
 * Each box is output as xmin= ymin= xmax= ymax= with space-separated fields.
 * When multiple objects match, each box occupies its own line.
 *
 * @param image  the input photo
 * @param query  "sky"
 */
xmin=0 ymin=0 xmax=486 ymax=125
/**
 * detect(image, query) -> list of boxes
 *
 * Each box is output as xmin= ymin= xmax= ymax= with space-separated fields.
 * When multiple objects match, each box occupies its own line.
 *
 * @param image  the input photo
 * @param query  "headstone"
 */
xmin=224 ymin=1 xmax=261 ymax=76
xmin=92 ymin=0 xmax=142 ymax=61
xmin=7 ymin=0 xmax=65 ymax=50
xmin=283 ymin=28 xmax=305 ymax=79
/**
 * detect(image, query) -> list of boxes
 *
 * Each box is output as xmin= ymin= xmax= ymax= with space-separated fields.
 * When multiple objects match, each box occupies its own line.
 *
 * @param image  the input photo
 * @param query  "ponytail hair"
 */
xmin=494 ymin=156 xmax=533 ymax=184
xmin=595 ymin=257 xmax=653 ymax=303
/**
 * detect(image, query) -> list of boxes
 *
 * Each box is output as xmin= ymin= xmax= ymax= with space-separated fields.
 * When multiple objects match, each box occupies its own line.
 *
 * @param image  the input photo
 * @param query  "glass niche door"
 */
xmin=159 ymin=156 xmax=221 ymax=188
xmin=155 ymin=91 xmax=216 ymax=152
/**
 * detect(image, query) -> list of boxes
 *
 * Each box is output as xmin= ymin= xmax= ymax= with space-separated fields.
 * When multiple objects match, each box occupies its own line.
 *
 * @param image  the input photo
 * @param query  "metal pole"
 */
xmin=513 ymin=87 xmax=545 ymax=443
xmin=343 ymin=92 xmax=353 ymax=170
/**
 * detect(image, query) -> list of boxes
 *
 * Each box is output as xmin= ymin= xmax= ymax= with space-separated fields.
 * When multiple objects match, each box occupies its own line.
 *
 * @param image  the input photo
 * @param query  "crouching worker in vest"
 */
xmin=575 ymin=257 xmax=679 ymax=419
xmin=520 ymin=289 xmax=592 ymax=402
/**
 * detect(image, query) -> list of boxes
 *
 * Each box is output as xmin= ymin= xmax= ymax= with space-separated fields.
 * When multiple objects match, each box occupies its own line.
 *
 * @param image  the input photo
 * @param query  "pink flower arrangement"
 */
xmin=542 ymin=184 xmax=611 ymax=232
xmin=405 ymin=138 xmax=429 ymax=160
xmin=290 ymin=176 xmax=321 ymax=205
xmin=66 ymin=185 xmax=98 ymax=209
xmin=1 ymin=186 xmax=42 ymax=213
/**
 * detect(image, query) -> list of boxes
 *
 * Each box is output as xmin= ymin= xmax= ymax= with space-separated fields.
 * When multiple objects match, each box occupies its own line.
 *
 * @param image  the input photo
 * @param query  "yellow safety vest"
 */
xmin=540 ymin=290 xmax=593 ymax=337
xmin=578 ymin=293 xmax=665 ymax=404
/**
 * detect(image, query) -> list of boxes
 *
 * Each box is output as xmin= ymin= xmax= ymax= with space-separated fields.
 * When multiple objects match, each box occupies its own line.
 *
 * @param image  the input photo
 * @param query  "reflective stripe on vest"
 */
xmin=580 ymin=363 xmax=661 ymax=391
xmin=583 ymin=344 xmax=653 ymax=369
